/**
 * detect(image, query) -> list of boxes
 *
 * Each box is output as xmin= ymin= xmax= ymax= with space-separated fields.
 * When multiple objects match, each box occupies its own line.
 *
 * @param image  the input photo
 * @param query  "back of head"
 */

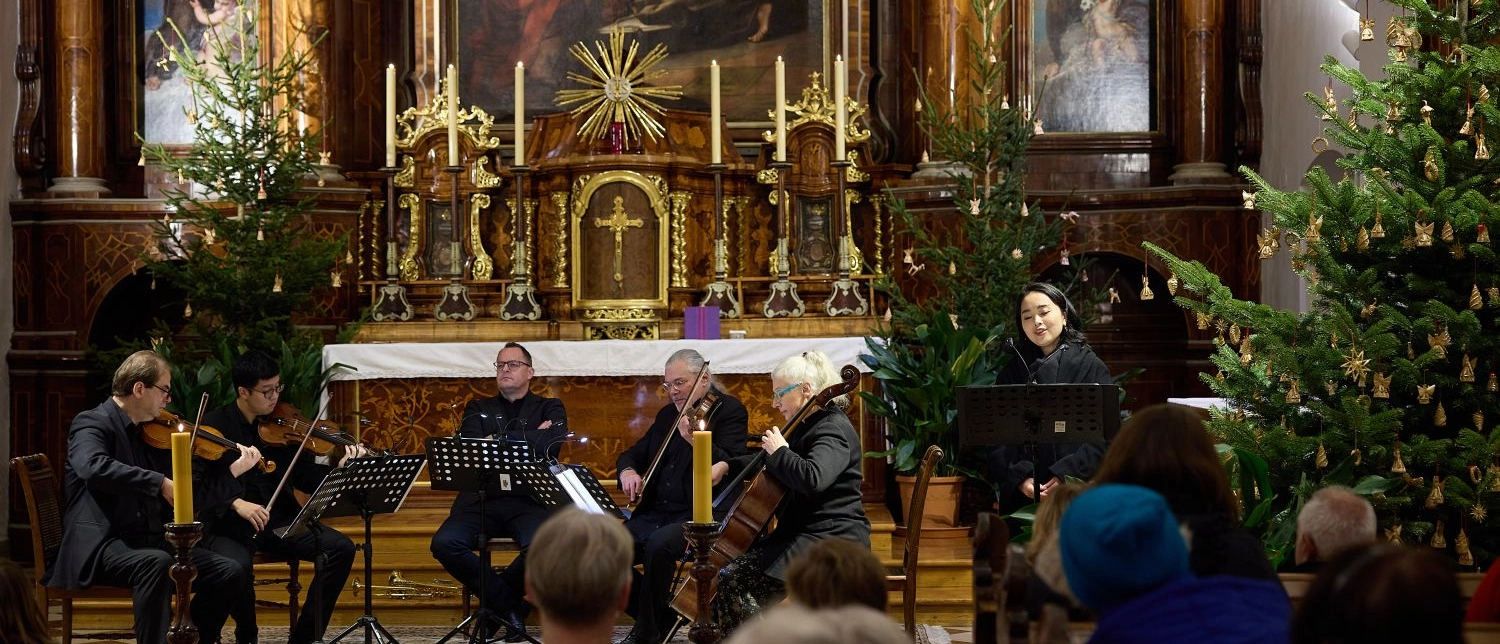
xmin=112 ymin=349 xmax=168 ymax=397
xmin=525 ymin=508 xmax=633 ymax=629
xmin=1092 ymin=403 xmax=1238 ymax=519
xmin=1060 ymin=483 xmax=1190 ymax=611
xmin=785 ymin=537 xmax=888 ymax=611
xmin=772 ymin=350 xmax=846 ymax=406
xmin=725 ymin=604 xmax=910 ymax=644
xmin=1027 ymin=482 xmax=1085 ymax=563
xmin=1292 ymin=544 xmax=1462 ymax=644
xmin=1296 ymin=486 xmax=1376 ymax=563
xmin=0 ymin=560 xmax=50 ymax=644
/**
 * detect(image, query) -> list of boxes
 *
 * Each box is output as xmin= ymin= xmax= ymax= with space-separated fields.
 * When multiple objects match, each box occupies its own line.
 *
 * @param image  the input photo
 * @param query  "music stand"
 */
xmin=427 ymin=437 xmax=544 ymax=644
xmin=285 ymin=453 xmax=425 ymax=644
xmin=545 ymin=463 xmax=625 ymax=519
xmin=958 ymin=384 xmax=1119 ymax=503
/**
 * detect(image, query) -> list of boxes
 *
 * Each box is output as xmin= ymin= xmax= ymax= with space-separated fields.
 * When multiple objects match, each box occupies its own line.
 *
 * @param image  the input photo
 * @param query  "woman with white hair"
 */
xmin=714 ymin=350 xmax=871 ymax=630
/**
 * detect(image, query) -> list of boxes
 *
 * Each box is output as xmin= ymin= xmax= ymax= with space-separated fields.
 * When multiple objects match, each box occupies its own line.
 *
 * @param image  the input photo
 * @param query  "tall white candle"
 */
xmin=834 ymin=56 xmax=846 ymax=161
xmin=710 ymin=60 xmax=722 ymax=165
xmin=515 ymin=62 xmax=526 ymax=166
xmin=775 ymin=57 xmax=786 ymax=162
xmin=385 ymin=64 xmax=396 ymax=168
xmin=446 ymin=64 xmax=458 ymax=166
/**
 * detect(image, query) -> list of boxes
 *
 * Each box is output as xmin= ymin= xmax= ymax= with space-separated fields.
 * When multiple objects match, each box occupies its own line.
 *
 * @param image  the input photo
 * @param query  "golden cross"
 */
xmin=593 ymin=195 xmax=644 ymax=287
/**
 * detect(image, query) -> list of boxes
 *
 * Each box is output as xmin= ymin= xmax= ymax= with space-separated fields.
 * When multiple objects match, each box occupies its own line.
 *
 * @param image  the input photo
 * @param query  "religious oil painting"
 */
xmin=1032 ymin=0 xmax=1153 ymax=133
xmin=459 ymin=0 xmax=826 ymax=124
xmin=142 ymin=0 xmax=259 ymax=144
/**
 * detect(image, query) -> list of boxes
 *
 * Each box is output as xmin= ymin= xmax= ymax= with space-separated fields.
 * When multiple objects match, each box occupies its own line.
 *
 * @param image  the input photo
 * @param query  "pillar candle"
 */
xmin=693 ymin=427 xmax=712 ymax=523
xmin=834 ymin=56 xmax=846 ymax=161
xmin=775 ymin=57 xmax=786 ymax=162
xmin=170 ymin=431 xmax=194 ymax=524
xmin=710 ymin=60 xmax=722 ymax=165
xmin=515 ymin=62 xmax=526 ymax=166
xmin=385 ymin=64 xmax=397 ymax=168
xmin=447 ymin=64 xmax=459 ymax=166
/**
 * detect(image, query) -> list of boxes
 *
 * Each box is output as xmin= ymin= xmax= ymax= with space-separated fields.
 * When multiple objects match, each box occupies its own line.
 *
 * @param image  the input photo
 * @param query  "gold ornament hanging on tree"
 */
xmin=1421 ymin=100 xmax=1434 ymax=125
xmin=1429 ymin=325 xmax=1452 ymax=359
xmin=1415 ymin=221 xmax=1434 ymax=246
xmin=1473 ymin=285 xmax=1485 ymax=310
xmin=1491 ymin=372 xmax=1500 ymax=392
xmin=1424 ymin=146 xmax=1440 ymax=181
xmin=1357 ymin=226 xmax=1371 ymax=250
xmin=1480 ymin=224 xmax=1490 ymax=243
xmin=1167 ymin=273 xmax=1179 ymax=295
xmin=1385 ymin=523 xmax=1404 ymax=544
xmin=1314 ymin=441 xmax=1327 ymax=468
xmin=1352 ymin=448 xmax=1363 ymax=465
xmin=1321 ymin=85 xmax=1337 ymax=121
xmin=1372 ymin=209 xmax=1386 ymax=238
xmin=1432 ymin=519 xmax=1447 ymax=548
xmin=1229 ymin=324 xmax=1242 ymax=345
xmin=1458 ymin=527 xmax=1474 ymax=566
xmin=1428 ymin=477 xmax=1445 ymax=508
xmin=1476 ymin=505 xmax=1489 ymax=523
xmin=1361 ymin=16 xmax=1376 ymax=41
xmin=1478 ymin=132 xmax=1491 ymax=160
xmin=330 ymin=270 xmax=343 ymax=288
xmin=1305 ymin=213 xmax=1323 ymax=244
xmin=1418 ymin=383 xmax=1437 ymax=404
xmin=1463 ymin=354 xmax=1478 ymax=382
xmin=1342 ymin=349 xmax=1372 ymax=381
xmin=1196 ymin=311 xmax=1210 ymax=330
xmin=1240 ymin=335 xmax=1254 ymax=366
xmin=1476 ymin=411 xmax=1486 ymax=433
xmin=1373 ymin=372 xmax=1392 ymax=398
xmin=1139 ymin=275 xmax=1154 ymax=301
xmin=1392 ymin=443 xmax=1408 ymax=473
xmin=1257 ymin=227 xmax=1280 ymax=259
xmin=1462 ymin=103 xmax=1475 ymax=135
xmin=1442 ymin=221 xmax=1456 ymax=242
xmin=272 ymin=273 xmax=283 ymax=293
xmin=1436 ymin=402 xmax=1448 ymax=427
xmin=1286 ymin=379 xmax=1302 ymax=404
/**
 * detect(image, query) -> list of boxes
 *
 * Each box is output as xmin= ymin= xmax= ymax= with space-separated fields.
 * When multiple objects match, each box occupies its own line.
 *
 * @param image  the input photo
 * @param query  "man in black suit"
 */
xmin=618 ymin=349 xmax=749 ymax=644
xmin=46 ymin=350 xmax=249 ymax=644
xmin=430 ymin=341 xmax=568 ymax=640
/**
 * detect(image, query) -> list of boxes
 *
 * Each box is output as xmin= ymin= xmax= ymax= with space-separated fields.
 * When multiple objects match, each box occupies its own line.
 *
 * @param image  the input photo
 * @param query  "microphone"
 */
xmin=542 ymin=432 xmax=589 ymax=464
xmin=1005 ymin=338 xmax=1038 ymax=384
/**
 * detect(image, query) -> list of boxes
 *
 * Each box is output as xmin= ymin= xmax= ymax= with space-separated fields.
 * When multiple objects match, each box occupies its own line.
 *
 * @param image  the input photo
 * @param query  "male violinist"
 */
xmin=430 ymin=341 xmax=569 ymax=641
xmin=617 ymin=349 xmax=749 ymax=644
xmin=197 ymin=350 xmax=365 ymax=644
xmin=47 ymin=350 xmax=248 ymax=644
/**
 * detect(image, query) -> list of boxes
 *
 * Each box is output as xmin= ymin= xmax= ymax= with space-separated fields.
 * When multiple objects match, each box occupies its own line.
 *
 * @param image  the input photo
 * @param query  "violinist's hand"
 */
xmin=1020 ymin=477 xmax=1037 ymax=500
xmin=1038 ymin=477 xmax=1062 ymax=498
xmin=620 ymin=468 xmax=644 ymax=502
xmin=338 ymin=444 xmax=371 ymax=468
xmin=233 ymin=499 xmax=270 ymax=532
xmin=161 ymin=477 xmax=175 ymax=504
xmin=760 ymin=427 xmax=787 ymax=455
xmin=711 ymin=461 xmax=729 ymax=484
xmin=676 ymin=415 xmax=695 ymax=441
xmin=229 ymin=444 xmax=262 ymax=477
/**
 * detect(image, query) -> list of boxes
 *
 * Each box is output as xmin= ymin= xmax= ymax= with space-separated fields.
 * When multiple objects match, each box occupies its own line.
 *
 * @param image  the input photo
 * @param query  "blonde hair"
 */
xmin=525 ymin=508 xmax=633 ymax=628
xmin=785 ymin=537 xmax=888 ymax=611
xmin=726 ymin=604 xmax=909 ymax=644
xmin=112 ymin=350 xmax=169 ymax=397
xmin=772 ymin=350 xmax=846 ymax=407
xmin=1026 ymin=482 xmax=1085 ymax=564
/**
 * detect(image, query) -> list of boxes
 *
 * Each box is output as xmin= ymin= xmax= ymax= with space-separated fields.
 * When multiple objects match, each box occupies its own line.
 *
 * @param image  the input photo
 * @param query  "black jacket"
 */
xmin=47 ymin=400 xmax=169 ymax=589
xmin=452 ymin=391 xmax=568 ymax=501
xmin=992 ymin=341 xmax=1114 ymax=507
xmin=616 ymin=388 xmax=750 ymax=516
xmin=197 ymin=403 xmax=333 ymax=543
xmin=733 ymin=407 xmax=870 ymax=580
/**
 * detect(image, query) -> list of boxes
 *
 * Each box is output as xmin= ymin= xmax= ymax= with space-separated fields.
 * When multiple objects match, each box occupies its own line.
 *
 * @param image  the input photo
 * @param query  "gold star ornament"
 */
xmin=555 ymin=28 xmax=683 ymax=146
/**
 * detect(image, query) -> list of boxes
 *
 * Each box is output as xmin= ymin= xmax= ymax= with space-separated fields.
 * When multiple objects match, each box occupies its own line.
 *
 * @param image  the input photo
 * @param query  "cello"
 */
xmin=669 ymin=364 xmax=860 ymax=622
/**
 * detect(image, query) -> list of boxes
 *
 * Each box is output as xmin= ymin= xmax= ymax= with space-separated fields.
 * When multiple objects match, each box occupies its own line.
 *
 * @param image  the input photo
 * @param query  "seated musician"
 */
xmin=987 ymin=282 xmax=1114 ymax=512
xmin=196 ymin=350 xmax=364 ymax=644
xmin=714 ymin=350 xmax=870 ymax=630
xmin=46 ymin=350 xmax=248 ymax=644
xmin=618 ymin=349 xmax=749 ymax=644
xmin=430 ymin=341 xmax=568 ymax=641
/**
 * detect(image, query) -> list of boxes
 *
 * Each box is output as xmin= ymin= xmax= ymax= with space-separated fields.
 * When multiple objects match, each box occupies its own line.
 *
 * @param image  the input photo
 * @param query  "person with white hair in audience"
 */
xmin=725 ymin=604 xmax=910 ymax=644
xmin=523 ymin=508 xmax=634 ymax=644
xmin=1291 ymin=485 xmax=1376 ymax=571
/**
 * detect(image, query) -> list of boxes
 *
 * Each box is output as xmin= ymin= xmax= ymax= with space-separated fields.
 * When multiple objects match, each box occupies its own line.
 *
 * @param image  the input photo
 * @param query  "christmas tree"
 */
xmin=1147 ymin=0 xmax=1500 ymax=566
xmin=137 ymin=4 xmax=348 ymax=412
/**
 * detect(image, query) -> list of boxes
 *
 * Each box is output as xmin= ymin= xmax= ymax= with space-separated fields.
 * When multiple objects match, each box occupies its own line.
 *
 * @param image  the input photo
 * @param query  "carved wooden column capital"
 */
xmin=1170 ymin=0 xmax=1235 ymax=185
xmin=50 ymin=0 xmax=110 ymax=195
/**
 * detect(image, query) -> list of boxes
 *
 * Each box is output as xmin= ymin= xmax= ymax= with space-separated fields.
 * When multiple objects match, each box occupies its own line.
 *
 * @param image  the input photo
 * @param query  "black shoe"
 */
xmin=498 ymin=610 xmax=531 ymax=643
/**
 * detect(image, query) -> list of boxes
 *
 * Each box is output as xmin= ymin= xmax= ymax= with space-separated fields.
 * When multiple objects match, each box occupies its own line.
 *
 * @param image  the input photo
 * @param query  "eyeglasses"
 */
xmin=494 ymin=360 xmax=532 ymax=372
xmin=772 ymin=382 xmax=802 ymax=402
xmin=254 ymin=384 xmax=285 ymax=398
xmin=150 ymin=383 xmax=173 ymax=398
xmin=661 ymin=378 xmax=694 ymax=392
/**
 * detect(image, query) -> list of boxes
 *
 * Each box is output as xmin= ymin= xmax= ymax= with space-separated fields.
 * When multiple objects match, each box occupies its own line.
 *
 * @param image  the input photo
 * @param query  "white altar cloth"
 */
xmin=322 ymin=337 xmax=876 ymax=381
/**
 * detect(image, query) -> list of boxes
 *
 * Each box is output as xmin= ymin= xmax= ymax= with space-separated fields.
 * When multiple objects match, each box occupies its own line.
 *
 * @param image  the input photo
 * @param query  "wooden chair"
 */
xmin=970 ymin=511 xmax=1012 ymax=644
xmin=12 ymin=453 xmax=301 ymax=642
xmin=461 ymin=536 xmax=519 ymax=616
xmin=886 ymin=444 xmax=943 ymax=637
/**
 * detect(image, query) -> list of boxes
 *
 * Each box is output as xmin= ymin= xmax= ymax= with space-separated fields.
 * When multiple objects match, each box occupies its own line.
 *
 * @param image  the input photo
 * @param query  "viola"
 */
xmin=631 ymin=363 xmax=717 ymax=510
xmin=256 ymin=402 xmax=385 ymax=457
xmin=140 ymin=410 xmax=276 ymax=474
xmin=669 ymin=364 xmax=860 ymax=622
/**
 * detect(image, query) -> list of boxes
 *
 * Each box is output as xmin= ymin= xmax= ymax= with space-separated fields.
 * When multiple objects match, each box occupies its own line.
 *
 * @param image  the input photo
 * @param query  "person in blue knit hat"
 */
xmin=1061 ymin=484 xmax=1290 ymax=643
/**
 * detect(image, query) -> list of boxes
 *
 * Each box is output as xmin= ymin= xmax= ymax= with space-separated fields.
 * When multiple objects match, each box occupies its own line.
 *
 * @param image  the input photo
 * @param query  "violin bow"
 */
xmin=631 ymin=361 xmax=713 ymax=508
xmin=186 ymin=392 xmax=212 ymax=520
xmin=258 ymin=402 xmax=328 ymax=534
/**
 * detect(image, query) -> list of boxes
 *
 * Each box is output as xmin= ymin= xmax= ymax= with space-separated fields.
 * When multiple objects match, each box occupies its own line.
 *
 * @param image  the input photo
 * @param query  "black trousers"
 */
xmin=92 ymin=537 xmax=247 ymax=644
xmin=201 ymin=524 xmax=357 ymax=644
xmin=624 ymin=508 xmax=689 ymax=641
xmin=430 ymin=493 xmax=557 ymax=615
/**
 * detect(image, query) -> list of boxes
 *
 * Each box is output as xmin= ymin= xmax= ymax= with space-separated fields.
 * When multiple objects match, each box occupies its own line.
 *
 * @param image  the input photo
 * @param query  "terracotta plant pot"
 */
xmin=897 ymin=474 xmax=966 ymax=529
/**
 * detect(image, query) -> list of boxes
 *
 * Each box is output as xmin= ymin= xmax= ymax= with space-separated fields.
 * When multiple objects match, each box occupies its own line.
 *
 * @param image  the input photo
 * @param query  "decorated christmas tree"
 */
xmin=137 ymin=4 xmax=348 ymax=411
xmin=1148 ymin=0 xmax=1500 ymax=565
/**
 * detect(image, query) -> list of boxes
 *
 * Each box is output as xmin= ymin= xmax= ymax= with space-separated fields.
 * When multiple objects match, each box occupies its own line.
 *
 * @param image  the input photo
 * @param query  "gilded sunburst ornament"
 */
xmin=555 ymin=28 xmax=682 ymax=146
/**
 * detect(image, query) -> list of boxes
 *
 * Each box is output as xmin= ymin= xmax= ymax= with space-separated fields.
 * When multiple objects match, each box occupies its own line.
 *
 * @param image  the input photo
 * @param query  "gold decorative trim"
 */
xmin=394 ymin=75 xmax=502 ymax=151
xmin=550 ymin=192 xmax=570 ymax=288
xmin=472 ymin=156 xmax=502 ymax=189
xmin=870 ymin=194 xmax=887 ymax=276
xmin=579 ymin=307 xmax=657 ymax=321
xmin=846 ymin=150 xmax=871 ymax=182
xmin=397 ymin=193 xmax=423 ymax=281
xmin=394 ymin=156 xmax=416 ymax=188
xmin=756 ymin=168 xmax=779 ymax=185
xmin=761 ymin=71 xmax=873 ymax=147
xmin=585 ymin=322 xmax=660 ymax=341
xmin=504 ymin=197 xmax=539 ymax=278
xmin=669 ymin=191 xmax=690 ymax=288
xmin=732 ymin=196 xmax=751 ymax=277
xmin=843 ymin=189 xmax=864 ymax=273
xmin=468 ymin=194 xmax=493 ymax=280
xmin=569 ymin=170 xmax=671 ymax=310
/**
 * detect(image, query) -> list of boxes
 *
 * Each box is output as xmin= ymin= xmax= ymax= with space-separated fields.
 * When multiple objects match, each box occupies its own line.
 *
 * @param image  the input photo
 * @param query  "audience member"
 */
xmin=1061 ymin=484 xmax=1289 ymax=643
xmin=1091 ymin=403 xmax=1277 ymax=580
xmin=1023 ymin=483 xmax=1085 ymax=618
xmin=0 ymin=560 xmax=51 ymax=644
xmin=523 ymin=508 xmax=633 ymax=644
xmin=784 ymin=537 xmax=888 ymax=612
xmin=724 ymin=604 xmax=910 ymax=644
xmin=1469 ymin=552 xmax=1500 ymax=622
xmin=1294 ymin=544 xmax=1462 ymax=644
xmin=1292 ymin=486 xmax=1376 ymax=571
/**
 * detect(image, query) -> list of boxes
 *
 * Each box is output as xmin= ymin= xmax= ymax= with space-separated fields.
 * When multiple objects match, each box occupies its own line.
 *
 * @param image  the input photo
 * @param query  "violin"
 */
xmin=631 ymin=363 xmax=718 ymax=510
xmin=257 ymin=402 xmax=385 ymax=458
xmin=140 ymin=410 xmax=276 ymax=474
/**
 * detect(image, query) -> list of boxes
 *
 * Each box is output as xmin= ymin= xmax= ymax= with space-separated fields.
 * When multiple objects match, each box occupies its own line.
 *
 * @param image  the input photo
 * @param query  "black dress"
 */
xmin=988 ymin=340 xmax=1113 ymax=511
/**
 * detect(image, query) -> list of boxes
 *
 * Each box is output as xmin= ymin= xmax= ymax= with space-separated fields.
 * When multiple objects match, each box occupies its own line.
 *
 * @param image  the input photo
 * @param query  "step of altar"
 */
xmin=65 ymin=487 xmax=979 ymax=628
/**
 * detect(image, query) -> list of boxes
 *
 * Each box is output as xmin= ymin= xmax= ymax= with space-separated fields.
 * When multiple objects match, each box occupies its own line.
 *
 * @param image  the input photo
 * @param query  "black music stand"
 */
xmin=283 ymin=453 xmax=425 ymax=644
xmin=958 ymin=384 xmax=1120 ymax=502
xmin=428 ymin=437 xmax=543 ymax=644
xmin=544 ymin=462 xmax=625 ymax=519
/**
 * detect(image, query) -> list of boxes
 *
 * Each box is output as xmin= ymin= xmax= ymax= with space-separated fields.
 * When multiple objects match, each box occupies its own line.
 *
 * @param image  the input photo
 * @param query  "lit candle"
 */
xmin=170 ymin=431 xmax=194 ymax=524
xmin=447 ymin=64 xmax=459 ymax=166
xmin=710 ymin=60 xmax=722 ymax=165
xmin=515 ymin=62 xmax=526 ymax=166
xmin=693 ymin=426 xmax=713 ymax=523
xmin=834 ymin=56 xmax=846 ymax=161
xmin=775 ymin=57 xmax=786 ymax=162
xmin=385 ymin=64 xmax=396 ymax=168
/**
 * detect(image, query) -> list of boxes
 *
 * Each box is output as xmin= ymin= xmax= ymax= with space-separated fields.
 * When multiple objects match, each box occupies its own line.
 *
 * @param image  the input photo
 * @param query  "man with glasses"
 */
xmin=431 ymin=341 xmax=569 ymax=642
xmin=197 ymin=350 xmax=365 ymax=644
xmin=47 ymin=350 xmax=247 ymax=643
xmin=616 ymin=349 xmax=748 ymax=644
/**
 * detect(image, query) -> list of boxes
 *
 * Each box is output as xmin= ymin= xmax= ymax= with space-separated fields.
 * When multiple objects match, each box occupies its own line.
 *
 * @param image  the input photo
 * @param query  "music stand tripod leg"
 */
xmin=326 ymin=504 xmax=400 ymax=644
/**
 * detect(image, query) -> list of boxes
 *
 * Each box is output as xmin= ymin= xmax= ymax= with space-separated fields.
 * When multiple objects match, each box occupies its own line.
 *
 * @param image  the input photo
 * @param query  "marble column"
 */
xmin=1170 ymin=0 xmax=1235 ymax=184
xmin=49 ymin=0 xmax=110 ymax=195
